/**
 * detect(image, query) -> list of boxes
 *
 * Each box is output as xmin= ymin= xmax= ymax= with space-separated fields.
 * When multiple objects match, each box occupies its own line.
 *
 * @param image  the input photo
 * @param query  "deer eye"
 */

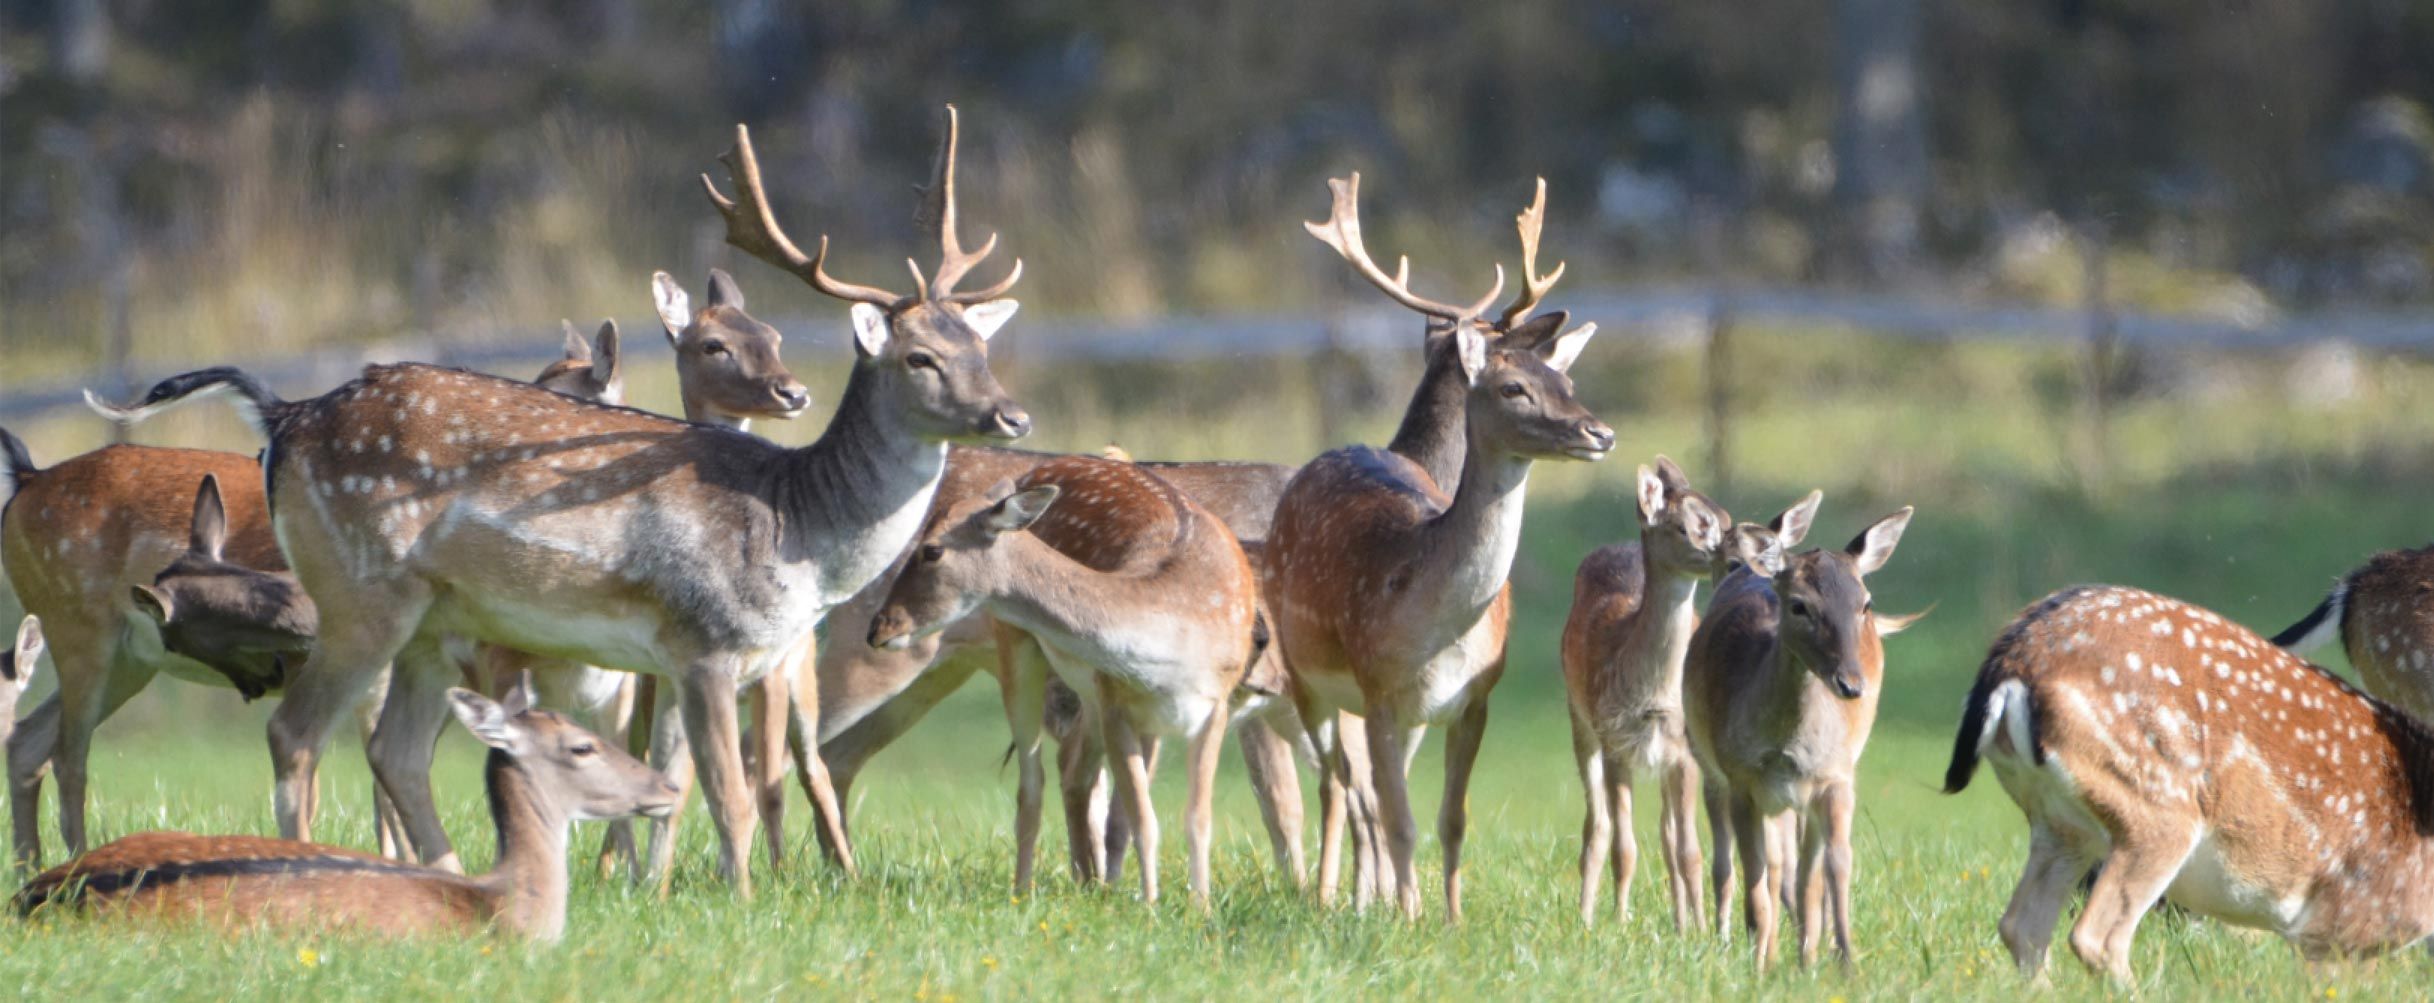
xmin=569 ymin=742 xmax=598 ymax=757
xmin=906 ymin=351 xmax=939 ymax=371
xmin=1500 ymin=382 xmax=1528 ymax=399
xmin=919 ymin=543 xmax=944 ymax=563
xmin=1787 ymin=598 xmax=1812 ymax=619
xmin=700 ymin=340 xmax=729 ymax=357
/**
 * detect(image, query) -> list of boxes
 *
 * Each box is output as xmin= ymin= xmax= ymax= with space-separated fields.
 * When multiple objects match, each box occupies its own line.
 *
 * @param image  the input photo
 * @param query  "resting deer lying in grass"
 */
xmin=1950 ymin=585 xmax=2434 ymax=983
xmin=14 ymin=687 xmax=678 ymax=941
xmin=1560 ymin=457 xmax=1807 ymax=928
xmin=1268 ymin=174 xmax=1613 ymax=920
xmin=1686 ymin=505 xmax=1918 ymax=968
xmin=868 ymin=455 xmax=1261 ymax=907
xmin=2273 ymin=545 xmax=2434 ymax=725
xmin=1 ymin=617 xmax=41 ymax=756
xmin=88 ymin=107 xmax=1028 ymax=895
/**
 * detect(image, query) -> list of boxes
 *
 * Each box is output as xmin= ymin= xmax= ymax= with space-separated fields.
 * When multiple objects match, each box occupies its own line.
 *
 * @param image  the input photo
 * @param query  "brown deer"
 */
xmin=0 ymin=617 xmax=40 ymax=756
xmin=1560 ymin=457 xmax=1810 ymax=928
xmin=1267 ymin=173 xmax=1613 ymax=920
xmin=2272 ymin=546 xmax=2434 ymax=725
xmin=1685 ymin=506 xmax=1919 ymax=968
xmin=1950 ymin=584 xmax=2434 ymax=982
xmin=14 ymin=686 xmax=679 ymax=941
xmin=86 ymin=106 xmax=1029 ymax=895
xmin=868 ymin=455 xmax=1261 ymax=907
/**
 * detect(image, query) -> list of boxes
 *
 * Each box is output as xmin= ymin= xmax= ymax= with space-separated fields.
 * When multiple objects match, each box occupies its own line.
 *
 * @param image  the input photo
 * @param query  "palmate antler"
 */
xmin=1304 ymin=173 xmax=1504 ymax=323
xmin=702 ymin=105 xmax=1021 ymax=310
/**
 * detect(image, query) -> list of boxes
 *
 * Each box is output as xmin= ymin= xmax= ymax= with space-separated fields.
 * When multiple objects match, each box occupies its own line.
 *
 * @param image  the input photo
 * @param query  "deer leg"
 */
xmin=46 ymin=641 xmax=131 ymax=860
xmin=814 ymin=650 xmax=987 ymax=869
xmin=1099 ymin=689 xmax=1159 ymax=905
xmin=1795 ymin=802 xmax=1828 ymax=968
xmin=1361 ymin=702 xmax=1422 ymax=920
xmin=269 ymin=586 xmax=430 ymax=844
xmin=640 ymin=679 xmax=691 ymax=894
xmin=1661 ymin=752 xmax=1707 ymax=933
xmin=1335 ymin=708 xmax=1387 ymax=910
xmin=1051 ymin=691 xmax=1108 ymax=885
xmin=676 ymin=661 xmax=756 ymax=898
xmin=2070 ymin=822 xmax=2196 ymax=986
xmin=9 ymin=692 xmax=62 ymax=869
xmin=1302 ymin=706 xmax=1346 ymax=906
xmin=1570 ymin=713 xmax=1612 ymax=925
xmin=1731 ymin=792 xmax=1778 ymax=968
xmin=996 ymin=635 xmax=1049 ymax=895
xmin=1236 ymin=708 xmax=1306 ymax=889
xmin=593 ymin=672 xmax=640 ymax=878
xmin=1704 ymin=779 xmax=1735 ymax=939
xmin=353 ymin=688 xmax=409 ymax=861
xmin=1437 ymin=697 xmax=1486 ymax=924
xmin=1823 ymin=784 xmax=1858 ymax=969
xmin=746 ymin=669 xmax=789 ymax=874
xmin=1185 ymin=696 xmax=1230 ymax=910
xmin=779 ymin=636 xmax=854 ymax=878
xmin=368 ymin=635 xmax=466 ymax=872
xmin=2000 ymin=823 xmax=2092 ymax=978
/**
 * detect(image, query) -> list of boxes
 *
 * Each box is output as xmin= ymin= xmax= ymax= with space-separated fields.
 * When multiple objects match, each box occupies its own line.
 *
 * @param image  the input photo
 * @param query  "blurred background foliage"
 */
xmin=3 ymin=0 xmax=2433 ymax=379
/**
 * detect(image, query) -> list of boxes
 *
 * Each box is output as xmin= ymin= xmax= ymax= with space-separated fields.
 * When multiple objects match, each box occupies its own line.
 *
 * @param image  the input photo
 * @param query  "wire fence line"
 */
xmin=6 ymin=283 xmax=2432 ymax=424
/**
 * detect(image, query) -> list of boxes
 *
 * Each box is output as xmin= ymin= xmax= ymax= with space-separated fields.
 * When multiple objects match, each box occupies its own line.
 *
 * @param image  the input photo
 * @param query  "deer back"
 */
xmin=13 ymin=831 xmax=489 ymax=933
xmin=2333 ymin=546 xmax=2434 ymax=723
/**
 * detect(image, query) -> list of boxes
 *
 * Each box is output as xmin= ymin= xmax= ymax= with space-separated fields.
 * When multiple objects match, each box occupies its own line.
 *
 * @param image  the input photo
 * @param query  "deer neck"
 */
xmin=1409 ymin=421 xmax=1535 ymax=622
xmin=476 ymin=751 xmax=571 ymax=942
xmin=682 ymin=396 xmax=752 ymax=434
xmin=1384 ymin=340 xmax=1471 ymax=490
xmin=774 ymin=367 xmax=949 ymax=604
xmin=981 ymin=527 xmax=1207 ymax=663
xmin=1613 ymin=551 xmax=1703 ymax=707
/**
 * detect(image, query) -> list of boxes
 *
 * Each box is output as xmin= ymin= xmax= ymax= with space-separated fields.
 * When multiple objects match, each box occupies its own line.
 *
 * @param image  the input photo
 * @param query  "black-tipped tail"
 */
xmin=0 ymin=426 xmax=35 ymax=501
xmin=85 ymin=367 xmax=287 ymax=438
xmin=2270 ymin=581 xmax=2347 ymax=652
xmin=1944 ymin=670 xmax=2001 ymax=794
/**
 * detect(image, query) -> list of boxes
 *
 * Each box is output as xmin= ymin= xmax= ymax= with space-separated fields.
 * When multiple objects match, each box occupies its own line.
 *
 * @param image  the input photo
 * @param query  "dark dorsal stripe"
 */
xmin=15 ymin=853 xmax=450 ymax=915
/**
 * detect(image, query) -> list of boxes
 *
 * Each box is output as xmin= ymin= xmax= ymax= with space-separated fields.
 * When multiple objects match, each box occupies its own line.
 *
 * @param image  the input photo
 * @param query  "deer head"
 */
xmin=650 ymin=270 xmax=811 ymax=423
xmin=1722 ymin=489 xmax=1824 ymax=578
xmin=446 ymin=687 xmax=682 ymax=823
xmin=532 ymin=319 xmax=625 ymax=405
xmin=1633 ymin=456 xmax=1735 ymax=578
xmin=130 ymin=474 xmax=317 ymax=700
xmin=1771 ymin=507 xmax=1921 ymax=701
xmin=866 ymin=480 xmax=1060 ymax=650
xmin=703 ymin=105 xmax=1030 ymax=443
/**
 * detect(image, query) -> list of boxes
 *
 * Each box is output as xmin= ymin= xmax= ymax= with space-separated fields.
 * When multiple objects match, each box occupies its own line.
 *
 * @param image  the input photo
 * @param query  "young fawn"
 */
xmin=1950 ymin=585 xmax=2434 ymax=982
xmin=1686 ymin=505 xmax=1919 ymax=967
xmin=1560 ymin=458 xmax=1808 ymax=928
xmin=2273 ymin=544 xmax=2434 ymax=724
xmin=0 ymin=617 xmax=41 ymax=755
xmin=868 ymin=456 xmax=1261 ymax=907
xmin=15 ymin=687 xmax=679 ymax=941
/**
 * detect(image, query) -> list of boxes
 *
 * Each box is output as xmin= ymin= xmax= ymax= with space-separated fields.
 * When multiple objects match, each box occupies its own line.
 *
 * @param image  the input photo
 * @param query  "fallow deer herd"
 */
xmin=1 ymin=103 xmax=2430 ymax=984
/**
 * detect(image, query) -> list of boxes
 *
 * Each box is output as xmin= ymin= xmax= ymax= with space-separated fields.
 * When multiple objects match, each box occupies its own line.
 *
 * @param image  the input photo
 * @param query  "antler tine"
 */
xmin=1304 ymin=173 xmax=1502 ymax=322
xmin=703 ymin=123 xmax=907 ymax=308
xmin=917 ymin=104 xmax=1015 ymax=302
xmin=1496 ymin=177 xmax=1568 ymax=329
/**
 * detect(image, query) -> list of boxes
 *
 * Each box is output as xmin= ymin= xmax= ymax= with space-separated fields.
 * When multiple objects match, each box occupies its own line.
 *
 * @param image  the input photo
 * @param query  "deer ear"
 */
xmin=190 ymin=474 xmax=228 ymax=561
xmin=501 ymin=672 xmax=536 ymax=716
xmin=1499 ymin=310 xmax=1568 ymax=349
xmin=851 ymin=303 xmax=892 ymax=358
xmin=984 ymin=485 xmax=1060 ymax=534
xmin=1457 ymin=327 xmax=1490 ymax=387
xmin=652 ymin=271 xmax=692 ymax=345
xmin=961 ymin=299 xmax=1019 ymax=342
xmin=1874 ymin=603 xmax=1933 ymax=637
xmin=11 ymin=614 xmax=45 ymax=682
xmin=1653 ymin=455 xmax=1692 ymax=494
xmin=1773 ymin=490 xmax=1823 ymax=549
xmin=1846 ymin=506 xmax=1915 ymax=576
xmin=560 ymin=319 xmax=592 ymax=363
xmin=1680 ymin=495 xmax=1726 ymax=549
xmin=1729 ymin=523 xmax=1787 ymax=575
xmin=130 ymin=585 xmax=173 ymax=625
xmin=1635 ymin=464 xmax=1668 ymax=524
xmin=1536 ymin=322 xmax=1597 ymax=373
xmin=448 ymin=688 xmax=526 ymax=754
xmin=706 ymin=268 xmax=747 ymax=311
xmin=591 ymin=320 xmax=623 ymax=397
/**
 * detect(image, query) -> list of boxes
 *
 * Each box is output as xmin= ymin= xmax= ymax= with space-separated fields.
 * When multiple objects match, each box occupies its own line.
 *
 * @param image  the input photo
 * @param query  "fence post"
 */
xmin=1704 ymin=293 xmax=1735 ymax=497
xmin=2078 ymin=223 xmax=2115 ymax=492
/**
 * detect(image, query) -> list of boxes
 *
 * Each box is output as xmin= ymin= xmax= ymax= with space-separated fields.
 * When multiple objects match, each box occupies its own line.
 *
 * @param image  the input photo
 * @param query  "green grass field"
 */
xmin=4 ymin=329 xmax=2433 ymax=998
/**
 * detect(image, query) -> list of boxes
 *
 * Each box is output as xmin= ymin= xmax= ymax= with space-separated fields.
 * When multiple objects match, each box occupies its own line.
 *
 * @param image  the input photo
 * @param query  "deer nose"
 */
xmin=1574 ymin=420 xmax=1616 ymax=457
xmin=773 ymin=384 xmax=810 ymax=413
xmin=988 ymin=405 xmax=1032 ymax=440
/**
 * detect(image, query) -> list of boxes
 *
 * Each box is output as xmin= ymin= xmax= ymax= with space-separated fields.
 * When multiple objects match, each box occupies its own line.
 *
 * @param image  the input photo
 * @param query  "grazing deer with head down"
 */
xmin=1267 ymin=173 xmax=1613 ymax=920
xmin=1686 ymin=505 xmax=1918 ymax=968
xmin=2273 ymin=545 xmax=2434 ymax=725
xmin=15 ymin=686 xmax=678 ymax=941
xmin=868 ymin=454 xmax=1261 ymax=906
xmin=1560 ymin=457 xmax=1809 ymax=928
xmin=1 ymin=617 xmax=41 ymax=755
xmin=87 ymin=106 xmax=1029 ymax=894
xmin=1950 ymin=585 xmax=2434 ymax=982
